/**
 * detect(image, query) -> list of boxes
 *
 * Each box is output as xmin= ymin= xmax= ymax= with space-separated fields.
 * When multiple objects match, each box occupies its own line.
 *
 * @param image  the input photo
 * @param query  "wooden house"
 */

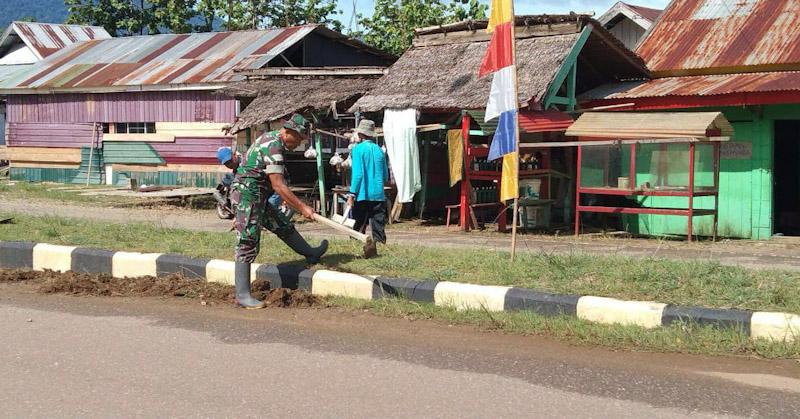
xmin=583 ymin=0 xmax=800 ymax=239
xmin=0 ymin=24 xmax=392 ymax=185
xmin=597 ymin=2 xmax=662 ymax=51
xmin=351 ymin=15 xmax=649 ymax=228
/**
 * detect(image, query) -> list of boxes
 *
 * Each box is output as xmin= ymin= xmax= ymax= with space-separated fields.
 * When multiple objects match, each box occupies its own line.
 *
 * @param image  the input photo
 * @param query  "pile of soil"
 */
xmin=0 ymin=269 xmax=322 ymax=308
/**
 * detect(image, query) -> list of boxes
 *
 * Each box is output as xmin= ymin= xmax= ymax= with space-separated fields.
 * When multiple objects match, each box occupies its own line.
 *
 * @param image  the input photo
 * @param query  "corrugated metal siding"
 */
xmin=637 ymin=0 xmax=800 ymax=74
xmin=102 ymin=142 xmax=165 ymax=164
xmin=151 ymin=136 xmax=232 ymax=164
xmin=113 ymin=170 xmax=223 ymax=187
xmin=7 ymin=122 xmax=96 ymax=147
xmin=10 ymin=167 xmax=80 ymax=183
xmin=6 ymin=91 xmax=236 ymax=123
xmin=0 ymin=25 xmax=318 ymax=90
xmin=608 ymin=18 xmax=645 ymax=51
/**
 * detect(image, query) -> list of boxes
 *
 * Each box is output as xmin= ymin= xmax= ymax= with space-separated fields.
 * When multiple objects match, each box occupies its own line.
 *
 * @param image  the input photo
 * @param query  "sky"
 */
xmin=337 ymin=0 xmax=671 ymax=32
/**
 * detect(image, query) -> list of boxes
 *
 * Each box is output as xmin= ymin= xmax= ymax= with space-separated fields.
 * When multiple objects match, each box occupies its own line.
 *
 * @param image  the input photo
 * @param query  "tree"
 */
xmin=65 ymin=0 xmax=155 ymax=36
xmin=355 ymin=0 xmax=487 ymax=56
xmin=66 ymin=0 xmax=343 ymax=36
xmin=263 ymin=0 xmax=342 ymax=32
xmin=150 ymin=0 xmax=196 ymax=33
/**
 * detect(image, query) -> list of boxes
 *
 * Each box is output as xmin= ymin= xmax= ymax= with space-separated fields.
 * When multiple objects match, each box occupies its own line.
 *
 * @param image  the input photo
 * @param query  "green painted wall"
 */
xmin=622 ymin=104 xmax=800 ymax=239
xmin=102 ymin=142 xmax=165 ymax=165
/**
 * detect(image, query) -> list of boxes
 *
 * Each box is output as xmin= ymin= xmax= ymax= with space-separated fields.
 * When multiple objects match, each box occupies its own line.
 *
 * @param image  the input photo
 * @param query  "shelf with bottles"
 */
xmin=469 ymin=180 xmax=500 ymax=204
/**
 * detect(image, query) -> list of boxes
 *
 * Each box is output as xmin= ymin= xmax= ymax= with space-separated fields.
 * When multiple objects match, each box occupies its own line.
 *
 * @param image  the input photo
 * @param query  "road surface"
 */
xmin=1 ymin=286 xmax=799 ymax=418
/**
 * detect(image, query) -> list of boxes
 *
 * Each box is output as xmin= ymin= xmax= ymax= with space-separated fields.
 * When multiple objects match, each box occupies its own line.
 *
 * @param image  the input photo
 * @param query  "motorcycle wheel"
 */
xmin=216 ymin=203 xmax=234 ymax=220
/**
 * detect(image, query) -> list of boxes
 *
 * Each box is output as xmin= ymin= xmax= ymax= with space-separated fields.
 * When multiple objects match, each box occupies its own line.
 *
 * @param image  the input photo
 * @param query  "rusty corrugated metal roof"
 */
xmin=582 ymin=71 xmax=800 ymax=100
xmin=1 ymin=22 xmax=111 ymax=60
xmin=637 ymin=0 xmax=800 ymax=76
xmin=0 ymin=25 xmax=327 ymax=92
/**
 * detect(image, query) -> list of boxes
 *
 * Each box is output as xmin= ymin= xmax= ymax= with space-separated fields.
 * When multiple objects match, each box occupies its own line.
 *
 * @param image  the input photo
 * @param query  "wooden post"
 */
xmin=575 ymin=145 xmax=583 ymax=236
xmin=315 ymin=132 xmax=326 ymax=215
xmin=629 ymin=143 xmax=637 ymax=191
xmin=85 ymin=124 xmax=97 ymax=186
xmin=713 ymin=142 xmax=720 ymax=241
xmin=688 ymin=142 xmax=696 ymax=242
xmin=509 ymin=0 xmax=520 ymax=262
xmin=418 ymin=131 xmax=431 ymax=219
xmin=460 ymin=112 xmax=471 ymax=232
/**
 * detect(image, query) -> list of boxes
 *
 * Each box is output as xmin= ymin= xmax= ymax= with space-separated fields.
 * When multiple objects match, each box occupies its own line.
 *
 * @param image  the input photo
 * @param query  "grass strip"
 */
xmin=1 ymin=211 xmax=799 ymax=313
xmin=328 ymin=296 xmax=800 ymax=359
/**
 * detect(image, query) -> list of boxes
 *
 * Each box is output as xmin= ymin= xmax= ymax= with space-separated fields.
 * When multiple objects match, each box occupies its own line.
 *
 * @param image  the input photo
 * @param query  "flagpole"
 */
xmin=509 ymin=1 xmax=520 ymax=262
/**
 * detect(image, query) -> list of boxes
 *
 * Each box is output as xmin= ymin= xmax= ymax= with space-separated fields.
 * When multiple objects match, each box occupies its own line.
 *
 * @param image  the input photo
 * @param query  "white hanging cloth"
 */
xmin=383 ymin=108 xmax=422 ymax=203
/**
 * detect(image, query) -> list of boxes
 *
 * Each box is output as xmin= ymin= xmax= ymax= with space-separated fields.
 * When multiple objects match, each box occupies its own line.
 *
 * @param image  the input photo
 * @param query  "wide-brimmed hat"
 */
xmin=283 ymin=113 xmax=310 ymax=138
xmin=354 ymin=119 xmax=377 ymax=138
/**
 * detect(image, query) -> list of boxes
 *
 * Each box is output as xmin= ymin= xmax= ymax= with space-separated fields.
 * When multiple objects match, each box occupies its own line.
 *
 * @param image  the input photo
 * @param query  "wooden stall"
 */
xmin=565 ymin=112 xmax=733 ymax=241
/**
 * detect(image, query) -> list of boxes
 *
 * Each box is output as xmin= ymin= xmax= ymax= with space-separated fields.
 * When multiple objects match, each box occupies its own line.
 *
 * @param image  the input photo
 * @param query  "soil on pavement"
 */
xmin=0 ymin=269 xmax=323 ymax=308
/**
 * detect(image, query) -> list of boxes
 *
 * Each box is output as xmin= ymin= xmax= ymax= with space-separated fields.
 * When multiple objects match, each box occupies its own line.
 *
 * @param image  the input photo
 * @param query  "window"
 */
xmin=115 ymin=122 xmax=156 ymax=134
xmin=101 ymin=123 xmax=110 ymax=133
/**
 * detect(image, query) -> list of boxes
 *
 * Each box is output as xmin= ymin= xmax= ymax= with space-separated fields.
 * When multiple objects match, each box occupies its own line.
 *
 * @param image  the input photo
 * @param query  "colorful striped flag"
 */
xmin=479 ymin=0 xmax=518 ymax=202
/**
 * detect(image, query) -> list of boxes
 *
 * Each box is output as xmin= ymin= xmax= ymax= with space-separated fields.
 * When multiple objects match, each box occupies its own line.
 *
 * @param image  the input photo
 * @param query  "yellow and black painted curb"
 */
xmin=2 ymin=241 xmax=798 ymax=342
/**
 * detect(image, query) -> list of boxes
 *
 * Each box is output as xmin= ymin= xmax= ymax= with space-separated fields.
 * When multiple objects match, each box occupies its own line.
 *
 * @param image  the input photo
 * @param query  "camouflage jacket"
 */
xmin=235 ymin=131 xmax=286 ymax=190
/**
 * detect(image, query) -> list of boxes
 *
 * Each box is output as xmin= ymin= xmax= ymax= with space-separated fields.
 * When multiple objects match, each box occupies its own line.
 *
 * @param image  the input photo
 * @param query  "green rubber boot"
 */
xmin=234 ymin=261 xmax=265 ymax=309
xmin=281 ymin=228 xmax=329 ymax=264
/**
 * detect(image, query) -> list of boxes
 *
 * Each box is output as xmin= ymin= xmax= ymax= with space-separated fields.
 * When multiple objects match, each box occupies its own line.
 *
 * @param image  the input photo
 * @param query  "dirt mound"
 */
xmin=0 ymin=269 xmax=40 ymax=282
xmin=36 ymin=271 xmax=235 ymax=301
xmin=1 ymin=269 xmax=323 ymax=308
xmin=264 ymin=287 xmax=322 ymax=308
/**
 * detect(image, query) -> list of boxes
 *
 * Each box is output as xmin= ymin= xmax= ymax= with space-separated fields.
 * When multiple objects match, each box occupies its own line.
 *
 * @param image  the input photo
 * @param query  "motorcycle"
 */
xmin=213 ymin=174 xmax=235 ymax=220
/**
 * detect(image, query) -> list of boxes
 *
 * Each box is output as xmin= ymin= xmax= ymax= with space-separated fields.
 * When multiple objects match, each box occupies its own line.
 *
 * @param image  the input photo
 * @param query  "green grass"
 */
xmin=2 ymin=211 xmax=800 ymax=314
xmin=0 ymin=182 xmax=216 ymax=209
xmin=329 ymin=296 xmax=800 ymax=359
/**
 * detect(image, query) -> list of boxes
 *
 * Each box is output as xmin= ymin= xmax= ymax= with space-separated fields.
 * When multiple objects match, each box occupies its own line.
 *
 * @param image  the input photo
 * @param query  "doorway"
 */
xmin=774 ymin=121 xmax=800 ymax=236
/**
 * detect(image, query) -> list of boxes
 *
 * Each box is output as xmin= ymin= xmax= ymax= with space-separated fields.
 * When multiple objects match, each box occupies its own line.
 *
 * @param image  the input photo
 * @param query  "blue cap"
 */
xmin=216 ymin=147 xmax=233 ymax=164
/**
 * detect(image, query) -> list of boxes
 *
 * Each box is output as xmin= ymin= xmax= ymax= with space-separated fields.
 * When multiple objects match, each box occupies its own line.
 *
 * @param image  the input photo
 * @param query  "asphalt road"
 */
xmin=1 ymin=287 xmax=799 ymax=418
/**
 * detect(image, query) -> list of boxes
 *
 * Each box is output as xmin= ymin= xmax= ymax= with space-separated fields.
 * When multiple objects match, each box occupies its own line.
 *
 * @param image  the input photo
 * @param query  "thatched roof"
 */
xmin=351 ymin=18 xmax=648 ymax=113
xmin=225 ymin=76 xmax=377 ymax=133
xmin=351 ymin=34 xmax=578 ymax=112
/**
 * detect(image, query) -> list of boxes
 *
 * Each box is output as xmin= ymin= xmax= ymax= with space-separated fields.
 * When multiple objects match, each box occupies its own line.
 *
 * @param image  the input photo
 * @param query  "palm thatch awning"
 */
xmin=222 ymin=75 xmax=379 ymax=133
xmin=351 ymin=17 xmax=648 ymax=113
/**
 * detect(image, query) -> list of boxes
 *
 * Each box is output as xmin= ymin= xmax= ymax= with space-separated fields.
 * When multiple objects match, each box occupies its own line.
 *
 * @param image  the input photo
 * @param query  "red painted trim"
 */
xmin=583 ymin=90 xmax=800 ymax=111
xmin=460 ymin=113 xmax=471 ymax=232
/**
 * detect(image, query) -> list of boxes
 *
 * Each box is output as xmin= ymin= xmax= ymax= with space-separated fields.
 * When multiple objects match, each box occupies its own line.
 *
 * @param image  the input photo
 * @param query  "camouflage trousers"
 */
xmin=231 ymin=179 xmax=294 ymax=263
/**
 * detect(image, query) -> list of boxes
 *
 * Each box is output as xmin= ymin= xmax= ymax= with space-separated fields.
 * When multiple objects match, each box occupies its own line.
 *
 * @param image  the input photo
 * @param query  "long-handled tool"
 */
xmin=312 ymin=213 xmax=377 ymax=258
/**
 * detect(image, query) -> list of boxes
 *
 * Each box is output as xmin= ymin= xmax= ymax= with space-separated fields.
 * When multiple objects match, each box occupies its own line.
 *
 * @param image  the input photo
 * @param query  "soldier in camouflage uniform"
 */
xmin=232 ymin=114 xmax=328 ymax=309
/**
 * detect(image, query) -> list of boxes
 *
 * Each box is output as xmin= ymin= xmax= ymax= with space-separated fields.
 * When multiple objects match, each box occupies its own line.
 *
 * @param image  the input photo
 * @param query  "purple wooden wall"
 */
xmin=7 ymin=91 xmax=236 ymax=123
xmin=7 ymin=122 xmax=97 ymax=148
xmin=151 ymin=136 xmax=233 ymax=164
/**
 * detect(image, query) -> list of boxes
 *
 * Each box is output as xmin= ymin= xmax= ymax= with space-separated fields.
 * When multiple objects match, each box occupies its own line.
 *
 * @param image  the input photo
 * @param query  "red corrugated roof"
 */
xmin=637 ymin=0 xmax=800 ymax=76
xmin=518 ymin=110 xmax=573 ymax=133
xmin=3 ymin=22 xmax=111 ymax=59
xmin=625 ymin=3 xmax=663 ymax=22
xmin=585 ymin=71 xmax=800 ymax=99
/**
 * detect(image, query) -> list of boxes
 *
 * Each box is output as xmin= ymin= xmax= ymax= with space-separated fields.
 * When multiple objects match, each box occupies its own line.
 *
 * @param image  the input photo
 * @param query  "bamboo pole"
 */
xmin=510 ymin=1 xmax=520 ymax=262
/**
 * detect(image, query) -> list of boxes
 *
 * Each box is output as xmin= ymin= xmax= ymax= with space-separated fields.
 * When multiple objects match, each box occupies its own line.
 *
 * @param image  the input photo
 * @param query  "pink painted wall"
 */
xmin=151 ymin=136 xmax=233 ymax=164
xmin=7 ymin=122 xmax=97 ymax=148
xmin=7 ymin=91 xmax=236 ymax=123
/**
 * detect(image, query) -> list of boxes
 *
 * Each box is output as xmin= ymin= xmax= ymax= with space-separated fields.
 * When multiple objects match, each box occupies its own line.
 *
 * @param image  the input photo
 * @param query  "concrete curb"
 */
xmin=1 ymin=241 xmax=798 ymax=342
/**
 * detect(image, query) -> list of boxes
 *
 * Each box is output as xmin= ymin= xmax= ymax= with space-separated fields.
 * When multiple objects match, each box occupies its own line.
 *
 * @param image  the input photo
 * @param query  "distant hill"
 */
xmin=0 ymin=0 xmax=69 ymax=29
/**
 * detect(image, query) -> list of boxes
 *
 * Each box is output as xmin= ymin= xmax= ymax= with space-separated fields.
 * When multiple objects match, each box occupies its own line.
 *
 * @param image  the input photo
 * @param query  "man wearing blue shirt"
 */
xmin=347 ymin=119 xmax=388 ymax=244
